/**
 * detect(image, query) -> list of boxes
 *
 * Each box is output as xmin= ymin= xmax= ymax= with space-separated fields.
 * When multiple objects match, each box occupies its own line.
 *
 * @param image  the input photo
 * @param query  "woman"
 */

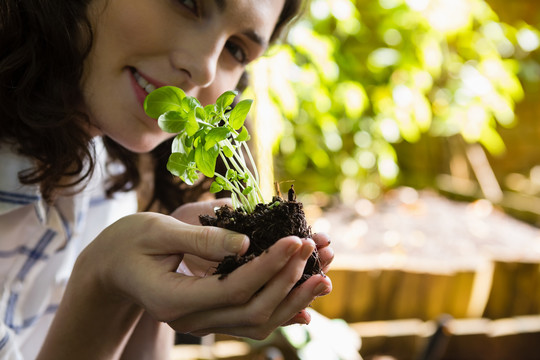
xmin=0 ymin=0 xmax=334 ymax=359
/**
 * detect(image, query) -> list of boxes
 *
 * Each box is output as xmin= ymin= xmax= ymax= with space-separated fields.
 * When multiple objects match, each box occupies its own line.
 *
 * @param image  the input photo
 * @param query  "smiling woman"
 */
xmin=82 ymin=0 xmax=285 ymax=153
xmin=0 ymin=0 xmax=335 ymax=359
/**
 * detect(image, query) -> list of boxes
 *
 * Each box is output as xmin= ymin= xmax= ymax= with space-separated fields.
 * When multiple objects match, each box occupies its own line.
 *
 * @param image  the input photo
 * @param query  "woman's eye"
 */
xmin=178 ymin=0 xmax=198 ymax=14
xmin=226 ymin=41 xmax=247 ymax=64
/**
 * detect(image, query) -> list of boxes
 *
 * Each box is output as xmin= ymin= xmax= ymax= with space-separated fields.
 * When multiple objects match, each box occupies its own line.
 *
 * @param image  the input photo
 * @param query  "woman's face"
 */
xmin=83 ymin=0 xmax=285 ymax=152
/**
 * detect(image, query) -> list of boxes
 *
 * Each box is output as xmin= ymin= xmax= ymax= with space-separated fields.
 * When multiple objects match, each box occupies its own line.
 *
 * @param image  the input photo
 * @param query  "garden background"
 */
xmin=174 ymin=0 xmax=540 ymax=359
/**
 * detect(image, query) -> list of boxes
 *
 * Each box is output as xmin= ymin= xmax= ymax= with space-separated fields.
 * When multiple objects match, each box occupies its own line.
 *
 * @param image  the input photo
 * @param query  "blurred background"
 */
xmin=174 ymin=0 xmax=540 ymax=359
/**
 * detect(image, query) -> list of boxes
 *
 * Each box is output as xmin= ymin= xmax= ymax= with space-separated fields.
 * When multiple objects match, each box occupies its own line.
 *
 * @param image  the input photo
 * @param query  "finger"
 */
xmin=282 ymin=309 xmax=311 ymax=326
xmin=312 ymin=232 xmax=331 ymax=248
xmin=187 ymin=274 xmax=332 ymax=340
xmin=170 ymin=239 xmax=315 ymax=332
xmin=153 ymin=236 xmax=304 ymax=320
xmin=142 ymin=213 xmax=249 ymax=261
xmin=316 ymin=245 xmax=334 ymax=273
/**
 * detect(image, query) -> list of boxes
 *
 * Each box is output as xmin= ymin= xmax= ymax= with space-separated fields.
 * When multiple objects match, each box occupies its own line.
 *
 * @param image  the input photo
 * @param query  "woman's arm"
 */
xmin=37 ymin=211 xmax=330 ymax=359
xmin=37 ymin=245 xmax=143 ymax=360
xmin=120 ymin=312 xmax=175 ymax=360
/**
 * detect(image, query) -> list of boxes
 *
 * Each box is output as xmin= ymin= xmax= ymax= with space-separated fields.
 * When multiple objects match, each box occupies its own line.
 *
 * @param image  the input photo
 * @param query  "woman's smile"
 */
xmin=128 ymin=67 xmax=164 ymax=111
xmin=83 ymin=0 xmax=284 ymax=153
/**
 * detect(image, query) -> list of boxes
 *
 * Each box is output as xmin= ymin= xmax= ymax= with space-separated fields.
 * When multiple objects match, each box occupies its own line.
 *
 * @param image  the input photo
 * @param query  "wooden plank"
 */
xmin=392 ymin=271 xmax=423 ymax=319
xmin=373 ymin=269 xmax=402 ymax=321
xmin=351 ymin=319 xmax=428 ymax=360
xmin=345 ymin=270 xmax=377 ymax=323
xmin=439 ymin=318 xmax=492 ymax=360
xmin=510 ymin=262 xmax=540 ymax=316
xmin=423 ymin=273 xmax=451 ymax=321
xmin=484 ymin=261 xmax=540 ymax=318
xmin=171 ymin=340 xmax=252 ymax=360
xmin=483 ymin=261 xmax=516 ymax=318
xmin=443 ymin=270 xmax=476 ymax=318
xmin=488 ymin=316 xmax=540 ymax=360
xmin=311 ymin=269 xmax=350 ymax=320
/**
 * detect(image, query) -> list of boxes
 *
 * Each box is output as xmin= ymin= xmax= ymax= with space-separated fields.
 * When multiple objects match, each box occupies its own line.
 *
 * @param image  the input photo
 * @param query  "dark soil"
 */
xmin=199 ymin=196 xmax=323 ymax=287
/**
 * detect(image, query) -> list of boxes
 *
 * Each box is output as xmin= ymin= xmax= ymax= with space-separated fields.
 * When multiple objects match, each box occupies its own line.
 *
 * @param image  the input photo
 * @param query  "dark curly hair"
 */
xmin=0 ymin=0 xmax=304 ymax=212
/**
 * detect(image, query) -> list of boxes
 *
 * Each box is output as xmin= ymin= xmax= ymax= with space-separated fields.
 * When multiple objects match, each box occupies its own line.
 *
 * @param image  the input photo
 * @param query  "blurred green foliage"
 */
xmin=251 ymin=0 xmax=540 ymax=202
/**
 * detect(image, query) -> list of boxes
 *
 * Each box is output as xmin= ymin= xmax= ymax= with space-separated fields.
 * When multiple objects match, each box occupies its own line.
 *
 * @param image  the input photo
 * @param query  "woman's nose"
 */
xmin=170 ymin=37 xmax=222 ymax=89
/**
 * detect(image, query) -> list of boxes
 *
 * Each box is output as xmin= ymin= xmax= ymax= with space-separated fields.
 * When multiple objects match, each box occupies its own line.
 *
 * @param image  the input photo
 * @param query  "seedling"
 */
xmin=144 ymin=86 xmax=264 ymax=213
xmin=144 ymin=86 xmax=323 ymax=284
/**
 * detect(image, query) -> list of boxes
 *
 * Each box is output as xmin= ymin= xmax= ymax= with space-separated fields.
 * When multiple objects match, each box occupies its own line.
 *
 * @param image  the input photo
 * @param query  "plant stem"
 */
xmin=222 ymin=140 xmax=264 ymax=204
xmin=241 ymin=142 xmax=260 ymax=185
xmin=214 ymin=172 xmax=253 ymax=212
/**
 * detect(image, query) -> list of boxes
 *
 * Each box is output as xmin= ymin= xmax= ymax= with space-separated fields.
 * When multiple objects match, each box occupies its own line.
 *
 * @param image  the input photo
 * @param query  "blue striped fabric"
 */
xmin=0 ymin=139 xmax=138 ymax=358
xmin=0 ymin=332 xmax=10 ymax=352
xmin=0 ymin=191 xmax=40 ymax=206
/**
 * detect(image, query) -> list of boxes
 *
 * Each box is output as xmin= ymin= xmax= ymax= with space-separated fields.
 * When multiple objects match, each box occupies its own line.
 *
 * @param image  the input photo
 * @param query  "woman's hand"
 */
xmin=171 ymin=199 xmax=234 ymax=277
xmin=172 ymin=199 xmax=335 ymax=276
xmin=83 ymin=211 xmax=331 ymax=339
xmin=312 ymin=232 xmax=334 ymax=274
xmin=170 ymin=199 xmax=335 ymax=328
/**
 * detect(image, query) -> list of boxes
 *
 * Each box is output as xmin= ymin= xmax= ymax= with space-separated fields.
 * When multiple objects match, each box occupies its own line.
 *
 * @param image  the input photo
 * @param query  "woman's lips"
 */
xmin=133 ymin=69 xmax=157 ymax=93
xmin=128 ymin=67 xmax=166 ymax=109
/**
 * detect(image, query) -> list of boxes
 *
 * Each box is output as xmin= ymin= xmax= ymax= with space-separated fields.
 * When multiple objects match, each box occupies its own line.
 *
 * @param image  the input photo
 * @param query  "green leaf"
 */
xmin=195 ymin=144 xmax=219 ymax=177
xmin=186 ymin=109 xmax=200 ymax=136
xmin=158 ymin=111 xmax=187 ymax=133
xmin=172 ymin=134 xmax=187 ymax=154
xmin=222 ymin=143 xmax=234 ymax=158
xmin=144 ymin=86 xmax=185 ymax=119
xmin=229 ymin=99 xmax=253 ymax=130
xmin=215 ymin=177 xmax=226 ymax=185
xmin=205 ymin=104 xmax=217 ymax=121
xmin=166 ymin=153 xmax=198 ymax=185
xmin=242 ymin=186 xmax=253 ymax=196
xmin=205 ymin=127 xmax=231 ymax=150
xmin=216 ymin=90 xmax=238 ymax=114
xmin=209 ymin=182 xmax=224 ymax=193
xmin=196 ymin=107 xmax=207 ymax=122
xmin=182 ymin=96 xmax=202 ymax=113
xmin=226 ymin=169 xmax=238 ymax=181
xmin=236 ymin=126 xmax=250 ymax=142
xmin=184 ymin=134 xmax=193 ymax=149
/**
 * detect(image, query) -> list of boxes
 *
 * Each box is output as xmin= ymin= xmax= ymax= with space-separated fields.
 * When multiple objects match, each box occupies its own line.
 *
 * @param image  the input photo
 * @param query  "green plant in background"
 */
xmin=253 ymin=0 xmax=540 ymax=202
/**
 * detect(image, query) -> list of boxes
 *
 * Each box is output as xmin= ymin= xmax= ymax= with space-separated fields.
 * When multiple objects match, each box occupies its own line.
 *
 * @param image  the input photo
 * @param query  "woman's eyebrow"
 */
xmin=244 ymin=30 xmax=268 ymax=49
xmin=214 ymin=0 xmax=268 ymax=49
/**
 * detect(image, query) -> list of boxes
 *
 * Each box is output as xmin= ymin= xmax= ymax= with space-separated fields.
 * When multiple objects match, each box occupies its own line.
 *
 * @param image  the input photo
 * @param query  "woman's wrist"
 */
xmin=38 ymin=247 xmax=143 ymax=360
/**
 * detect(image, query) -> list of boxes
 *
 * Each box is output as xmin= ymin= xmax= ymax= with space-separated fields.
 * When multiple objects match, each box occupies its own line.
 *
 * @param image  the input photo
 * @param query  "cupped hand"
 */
xmin=171 ymin=199 xmax=233 ymax=277
xmin=170 ymin=199 xmax=335 ymax=330
xmin=86 ymin=211 xmax=331 ymax=340
xmin=171 ymin=198 xmax=335 ymax=328
xmin=171 ymin=199 xmax=335 ymax=276
xmin=312 ymin=232 xmax=334 ymax=274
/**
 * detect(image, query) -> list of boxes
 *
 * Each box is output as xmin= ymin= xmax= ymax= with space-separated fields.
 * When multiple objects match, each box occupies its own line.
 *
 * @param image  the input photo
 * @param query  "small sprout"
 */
xmin=288 ymin=185 xmax=296 ymax=202
xmin=144 ymin=86 xmax=264 ymax=213
xmin=268 ymin=200 xmax=282 ymax=209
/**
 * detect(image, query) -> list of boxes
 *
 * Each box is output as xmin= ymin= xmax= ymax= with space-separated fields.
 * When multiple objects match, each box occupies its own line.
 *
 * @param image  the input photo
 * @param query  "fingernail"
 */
xmin=301 ymin=240 xmax=315 ymax=260
xmin=313 ymin=282 xmax=329 ymax=296
xmin=225 ymin=234 xmax=248 ymax=253
xmin=287 ymin=238 xmax=302 ymax=256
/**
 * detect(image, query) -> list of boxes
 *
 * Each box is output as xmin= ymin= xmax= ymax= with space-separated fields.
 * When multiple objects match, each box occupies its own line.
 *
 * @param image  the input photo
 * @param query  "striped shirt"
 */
xmin=0 ymin=139 xmax=137 ymax=359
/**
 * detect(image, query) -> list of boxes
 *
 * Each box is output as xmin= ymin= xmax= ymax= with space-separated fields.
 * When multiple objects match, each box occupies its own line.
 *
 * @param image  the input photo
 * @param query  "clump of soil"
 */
xmin=199 ymin=196 xmax=323 ymax=287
